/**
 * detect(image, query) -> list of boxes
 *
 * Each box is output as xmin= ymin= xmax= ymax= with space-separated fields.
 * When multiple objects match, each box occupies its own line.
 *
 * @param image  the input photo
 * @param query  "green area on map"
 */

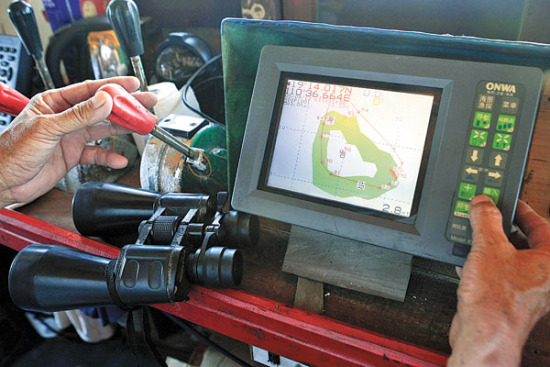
xmin=312 ymin=111 xmax=399 ymax=199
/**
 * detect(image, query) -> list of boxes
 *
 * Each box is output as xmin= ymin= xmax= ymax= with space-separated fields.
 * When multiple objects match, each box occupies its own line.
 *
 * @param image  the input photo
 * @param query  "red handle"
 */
xmin=0 ymin=82 xmax=29 ymax=116
xmin=98 ymin=83 xmax=157 ymax=135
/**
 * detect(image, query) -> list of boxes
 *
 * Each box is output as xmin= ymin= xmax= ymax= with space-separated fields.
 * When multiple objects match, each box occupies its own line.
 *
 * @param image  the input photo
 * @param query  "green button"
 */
xmin=482 ymin=187 xmax=501 ymax=205
xmin=492 ymin=133 xmax=512 ymax=151
xmin=454 ymin=200 xmax=470 ymax=218
xmin=458 ymin=182 xmax=477 ymax=200
xmin=469 ymin=129 xmax=488 ymax=147
xmin=473 ymin=111 xmax=492 ymax=129
xmin=497 ymin=115 xmax=515 ymax=132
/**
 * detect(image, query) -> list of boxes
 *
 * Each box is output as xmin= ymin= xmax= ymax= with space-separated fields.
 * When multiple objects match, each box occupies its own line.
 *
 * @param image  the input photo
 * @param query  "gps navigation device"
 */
xmin=232 ymin=45 xmax=543 ymax=265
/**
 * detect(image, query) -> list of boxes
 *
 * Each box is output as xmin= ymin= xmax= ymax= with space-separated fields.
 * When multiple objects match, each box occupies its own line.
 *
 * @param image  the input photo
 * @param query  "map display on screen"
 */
xmin=265 ymin=77 xmax=436 ymax=217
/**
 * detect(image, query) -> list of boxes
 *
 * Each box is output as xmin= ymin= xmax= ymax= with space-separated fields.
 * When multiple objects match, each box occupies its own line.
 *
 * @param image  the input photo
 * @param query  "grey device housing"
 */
xmin=232 ymin=45 xmax=543 ymax=266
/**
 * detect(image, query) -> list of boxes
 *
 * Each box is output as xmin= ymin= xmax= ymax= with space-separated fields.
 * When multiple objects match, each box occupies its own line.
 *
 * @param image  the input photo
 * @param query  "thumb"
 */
xmin=52 ymin=91 xmax=113 ymax=135
xmin=469 ymin=195 xmax=510 ymax=251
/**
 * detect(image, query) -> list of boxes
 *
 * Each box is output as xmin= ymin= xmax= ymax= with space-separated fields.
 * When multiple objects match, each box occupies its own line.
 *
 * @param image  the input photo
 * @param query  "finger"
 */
xmin=514 ymin=200 xmax=550 ymax=250
xmin=84 ymin=121 xmax=132 ymax=141
xmin=508 ymin=225 xmax=529 ymax=249
xmin=51 ymin=91 xmax=114 ymax=135
xmin=43 ymin=77 xmax=141 ymax=112
xmin=53 ymin=90 xmax=156 ymax=139
xmin=79 ymin=145 xmax=128 ymax=169
xmin=469 ymin=195 xmax=510 ymax=250
xmin=132 ymin=91 xmax=158 ymax=109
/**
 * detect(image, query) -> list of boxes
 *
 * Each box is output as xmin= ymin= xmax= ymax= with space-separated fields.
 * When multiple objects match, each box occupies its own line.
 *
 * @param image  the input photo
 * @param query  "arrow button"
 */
xmin=489 ymin=151 xmax=508 ymax=169
xmin=466 ymin=147 xmax=484 ymax=164
xmin=462 ymin=166 xmax=480 ymax=182
xmin=485 ymin=169 xmax=504 ymax=187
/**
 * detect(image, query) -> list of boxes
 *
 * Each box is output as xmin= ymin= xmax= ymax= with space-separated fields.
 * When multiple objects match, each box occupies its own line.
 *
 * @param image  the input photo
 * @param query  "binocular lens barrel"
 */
xmin=9 ymin=244 xmax=114 ymax=312
xmin=9 ymin=243 xmax=243 ymax=312
xmin=72 ymin=182 xmax=159 ymax=237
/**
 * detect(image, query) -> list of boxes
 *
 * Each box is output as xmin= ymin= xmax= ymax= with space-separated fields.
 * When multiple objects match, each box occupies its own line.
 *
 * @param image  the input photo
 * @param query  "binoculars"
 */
xmin=9 ymin=183 xmax=259 ymax=312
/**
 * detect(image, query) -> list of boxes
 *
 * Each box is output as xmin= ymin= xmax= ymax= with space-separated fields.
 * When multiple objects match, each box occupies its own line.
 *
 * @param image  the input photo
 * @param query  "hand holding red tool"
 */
xmin=98 ymin=83 xmax=207 ymax=171
xmin=0 ymin=82 xmax=207 ymax=172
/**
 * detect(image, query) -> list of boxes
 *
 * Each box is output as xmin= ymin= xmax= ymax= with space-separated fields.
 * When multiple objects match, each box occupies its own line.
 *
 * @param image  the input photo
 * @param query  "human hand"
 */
xmin=448 ymin=195 xmax=550 ymax=366
xmin=0 ymin=77 xmax=157 ymax=207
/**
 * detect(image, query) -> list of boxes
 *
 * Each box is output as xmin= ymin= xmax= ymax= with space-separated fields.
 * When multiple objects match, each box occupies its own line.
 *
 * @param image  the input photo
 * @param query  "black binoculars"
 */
xmin=9 ymin=183 xmax=259 ymax=312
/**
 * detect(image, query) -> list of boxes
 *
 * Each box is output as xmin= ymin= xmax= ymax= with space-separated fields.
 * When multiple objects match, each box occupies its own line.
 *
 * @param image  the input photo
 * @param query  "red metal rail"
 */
xmin=0 ymin=208 xmax=448 ymax=367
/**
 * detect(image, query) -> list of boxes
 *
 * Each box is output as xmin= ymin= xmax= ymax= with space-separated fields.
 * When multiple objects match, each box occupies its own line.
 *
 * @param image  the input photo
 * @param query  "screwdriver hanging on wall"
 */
xmin=8 ymin=0 xmax=56 ymax=90
xmin=107 ymin=0 xmax=149 ymax=93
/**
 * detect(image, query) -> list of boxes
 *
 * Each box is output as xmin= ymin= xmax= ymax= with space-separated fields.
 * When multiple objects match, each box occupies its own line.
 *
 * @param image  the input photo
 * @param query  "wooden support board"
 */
xmin=294 ymin=277 xmax=324 ymax=313
xmin=283 ymin=226 xmax=412 ymax=302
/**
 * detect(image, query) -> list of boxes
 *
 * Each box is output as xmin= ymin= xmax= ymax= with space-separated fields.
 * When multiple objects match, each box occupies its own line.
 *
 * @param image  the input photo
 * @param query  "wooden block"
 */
xmin=294 ymin=277 xmax=324 ymax=314
xmin=283 ymin=226 xmax=412 ymax=301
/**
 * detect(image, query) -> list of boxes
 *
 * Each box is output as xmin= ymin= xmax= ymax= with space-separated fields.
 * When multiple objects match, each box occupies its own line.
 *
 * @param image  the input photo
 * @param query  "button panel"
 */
xmin=446 ymin=80 xmax=525 ymax=247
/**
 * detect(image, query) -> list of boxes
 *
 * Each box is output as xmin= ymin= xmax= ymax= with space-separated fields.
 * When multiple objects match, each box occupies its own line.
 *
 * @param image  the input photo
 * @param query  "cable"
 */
xmin=192 ymin=75 xmax=224 ymax=92
xmin=162 ymin=312 xmax=253 ymax=367
xmin=181 ymin=54 xmax=224 ymax=127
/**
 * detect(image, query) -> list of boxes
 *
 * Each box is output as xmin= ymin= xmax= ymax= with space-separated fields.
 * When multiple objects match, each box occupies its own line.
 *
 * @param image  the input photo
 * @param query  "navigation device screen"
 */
xmin=261 ymin=74 xmax=441 ymax=218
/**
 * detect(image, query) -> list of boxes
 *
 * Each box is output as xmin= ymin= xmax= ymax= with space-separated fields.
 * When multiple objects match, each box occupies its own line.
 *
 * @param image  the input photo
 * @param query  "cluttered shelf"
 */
xmin=2 ymin=67 xmax=549 ymax=367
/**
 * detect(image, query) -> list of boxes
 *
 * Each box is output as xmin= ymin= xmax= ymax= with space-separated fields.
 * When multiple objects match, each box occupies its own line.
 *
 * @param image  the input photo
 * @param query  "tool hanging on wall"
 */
xmin=107 ymin=0 xmax=149 ymax=93
xmin=8 ymin=0 xmax=55 ymax=90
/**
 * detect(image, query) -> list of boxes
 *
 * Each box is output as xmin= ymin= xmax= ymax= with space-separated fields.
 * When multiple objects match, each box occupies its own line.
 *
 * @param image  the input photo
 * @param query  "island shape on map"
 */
xmin=312 ymin=110 xmax=399 ymax=200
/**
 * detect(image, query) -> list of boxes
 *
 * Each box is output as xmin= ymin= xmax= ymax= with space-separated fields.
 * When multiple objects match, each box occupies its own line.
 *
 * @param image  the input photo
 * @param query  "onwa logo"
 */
xmin=486 ymin=82 xmax=516 ymax=93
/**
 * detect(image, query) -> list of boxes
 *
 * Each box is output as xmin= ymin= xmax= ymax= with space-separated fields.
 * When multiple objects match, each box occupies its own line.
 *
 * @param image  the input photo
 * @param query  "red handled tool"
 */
xmin=98 ymin=83 xmax=202 ymax=162
xmin=0 ymin=82 xmax=205 ymax=170
xmin=0 ymin=82 xmax=29 ymax=116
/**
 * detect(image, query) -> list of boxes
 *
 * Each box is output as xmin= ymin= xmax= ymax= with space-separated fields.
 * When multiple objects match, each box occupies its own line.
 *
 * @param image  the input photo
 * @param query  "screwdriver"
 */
xmin=8 ymin=0 xmax=56 ymax=90
xmin=0 ymin=82 xmax=29 ymax=116
xmin=107 ymin=0 xmax=149 ymax=93
xmin=98 ymin=84 xmax=207 ymax=170
xmin=0 ymin=82 xmax=207 ymax=172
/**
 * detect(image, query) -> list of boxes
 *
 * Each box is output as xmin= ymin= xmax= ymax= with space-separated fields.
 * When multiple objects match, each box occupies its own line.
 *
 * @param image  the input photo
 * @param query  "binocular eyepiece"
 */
xmin=8 ymin=182 xmax=258 ymax=312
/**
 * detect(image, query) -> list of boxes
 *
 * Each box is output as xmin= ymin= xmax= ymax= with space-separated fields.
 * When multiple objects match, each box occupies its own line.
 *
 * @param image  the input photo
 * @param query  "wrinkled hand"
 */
xmin=448 ymin=195 xmax=550 ymax=366
xmin=0 ymin=77 xmax=157 ymax=207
